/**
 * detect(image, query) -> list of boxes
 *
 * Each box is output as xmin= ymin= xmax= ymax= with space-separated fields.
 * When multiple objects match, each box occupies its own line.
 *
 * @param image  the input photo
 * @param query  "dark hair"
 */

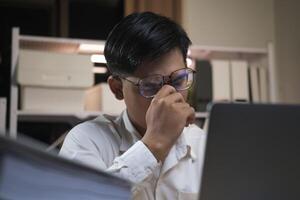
xmin=104 ymin=12 xmax=192 ymax=76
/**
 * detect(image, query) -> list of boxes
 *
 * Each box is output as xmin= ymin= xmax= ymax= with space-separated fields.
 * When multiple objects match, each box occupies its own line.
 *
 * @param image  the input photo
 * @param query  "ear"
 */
xmin=107 ymin=75 xmax=124 ymax=100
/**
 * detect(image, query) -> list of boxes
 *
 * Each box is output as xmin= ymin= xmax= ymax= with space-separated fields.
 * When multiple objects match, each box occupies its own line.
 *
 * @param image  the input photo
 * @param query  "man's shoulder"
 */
xmin=67 ymin=113 xmax=122 ymax=142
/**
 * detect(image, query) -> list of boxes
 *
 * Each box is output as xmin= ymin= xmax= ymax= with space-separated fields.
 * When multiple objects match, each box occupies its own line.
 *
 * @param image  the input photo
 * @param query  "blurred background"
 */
xmin=0 ymin=0 xmax=299 ymax=149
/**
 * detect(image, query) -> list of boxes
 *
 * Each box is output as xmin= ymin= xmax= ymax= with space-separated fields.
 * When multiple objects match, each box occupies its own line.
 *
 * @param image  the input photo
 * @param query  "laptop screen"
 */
xmin=199 ymin=103 xmax=300 ymax=200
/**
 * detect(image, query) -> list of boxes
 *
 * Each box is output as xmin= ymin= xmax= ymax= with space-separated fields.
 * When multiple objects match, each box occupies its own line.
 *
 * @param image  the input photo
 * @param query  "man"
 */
xmin=60 ymin=12 xmax=206 ymax=200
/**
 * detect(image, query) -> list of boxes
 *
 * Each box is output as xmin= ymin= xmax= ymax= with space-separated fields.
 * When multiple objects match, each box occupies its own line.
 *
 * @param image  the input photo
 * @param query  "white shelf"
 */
xmin=190 ymin=45 xmax=268 ymax=54
xmin=189 ymin=45 xmax=267 ymax=61
xmin=17 ymin=110 xmax=103 ymax=118
xmin=20 ymin=35 xmax=105 ymax=45
xmin=20 ymin=35 xmax=105 ymax=54
xmin=17 ymin=110 xmax=208 ymax=123
xmin=195 ymin=112 xmax=209 ymax=119
xmin=17 ymin=110 xmax=103 ymax=125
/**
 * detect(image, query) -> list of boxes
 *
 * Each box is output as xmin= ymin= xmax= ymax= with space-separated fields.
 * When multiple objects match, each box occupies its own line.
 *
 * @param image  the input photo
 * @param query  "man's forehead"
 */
xmin=134 ymin=66 xmax=184 ymax=78
xmin=133 ymin=50 xmax=186 ymax=78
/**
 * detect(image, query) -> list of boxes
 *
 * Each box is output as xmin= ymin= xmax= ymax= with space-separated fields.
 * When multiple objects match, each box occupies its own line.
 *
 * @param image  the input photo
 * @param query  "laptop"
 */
xmin=0 ymin=134 xmax=131 ymax=200
xmin=199 ymin=103 xmax=300 ymax=200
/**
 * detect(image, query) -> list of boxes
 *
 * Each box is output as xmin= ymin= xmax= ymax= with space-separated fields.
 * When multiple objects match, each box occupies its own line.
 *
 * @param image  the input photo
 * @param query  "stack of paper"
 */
xmin=259 ymin=67 xmax=269 ymax=102
xmin=17 ymin=50 xmax=94 ymax=112
xmin=85 ymin=83 xmax=126 ymax=115
xmin=211 ymin=60 xmax=231 ymax=102
xmin=230 ymin=61 xmax=249 ymax=102
xmin=249 ymin=66 xmax=260 ymax=102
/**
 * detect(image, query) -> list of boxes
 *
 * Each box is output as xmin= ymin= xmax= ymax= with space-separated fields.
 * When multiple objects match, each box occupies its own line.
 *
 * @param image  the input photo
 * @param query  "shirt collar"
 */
xmin=182 ymin=125 xmax=198 ymax=161
xmin=119 ymin=110 xmax=142 ymax=152
xmin=161 ymin=128 xmax=196 ymax=174
xmin=122 ymin=109 xmax=142 ymax=141
xmin=175 ymin=128 xmax=197 ymax=161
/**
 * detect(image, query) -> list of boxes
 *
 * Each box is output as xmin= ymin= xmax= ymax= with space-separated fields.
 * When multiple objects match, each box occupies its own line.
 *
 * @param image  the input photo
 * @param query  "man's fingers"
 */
xmin=153 ymin=85 xmax=176 ymax=100
xmin=186 ymin=107 xmax=196 ymax=126
xmin=165 ymin=92 xmax=185 ymax=103
xmin=173 ymin=102 xmax=195 ymax=126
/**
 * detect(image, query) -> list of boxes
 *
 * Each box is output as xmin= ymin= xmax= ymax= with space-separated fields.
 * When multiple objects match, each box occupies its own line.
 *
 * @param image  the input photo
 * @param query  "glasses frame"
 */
xmin=117 ymin=68 xmax=196 ymax=98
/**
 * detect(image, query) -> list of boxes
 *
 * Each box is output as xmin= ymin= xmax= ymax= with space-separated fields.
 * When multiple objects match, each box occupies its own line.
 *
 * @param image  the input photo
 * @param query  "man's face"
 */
xmin=122 ymin=48 xmax=188 ymax=135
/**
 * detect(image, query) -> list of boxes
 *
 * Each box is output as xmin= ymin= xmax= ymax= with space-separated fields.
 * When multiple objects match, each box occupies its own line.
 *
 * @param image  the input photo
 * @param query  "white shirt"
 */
xmin=59 ymin=110 xmax=207 ymax=200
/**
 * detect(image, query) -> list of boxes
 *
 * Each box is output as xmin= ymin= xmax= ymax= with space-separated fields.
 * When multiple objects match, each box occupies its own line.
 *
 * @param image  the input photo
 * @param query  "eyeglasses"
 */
xmin=118 ymin=68 xmax=196 ymax=98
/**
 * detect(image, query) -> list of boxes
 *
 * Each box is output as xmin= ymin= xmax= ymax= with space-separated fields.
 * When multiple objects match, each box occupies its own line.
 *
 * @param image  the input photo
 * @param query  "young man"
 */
xmin=60 ymin=12 xmax=206 ymax=199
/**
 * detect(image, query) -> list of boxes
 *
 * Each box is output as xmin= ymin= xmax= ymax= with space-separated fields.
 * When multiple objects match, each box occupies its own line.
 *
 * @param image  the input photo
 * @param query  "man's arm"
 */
xmin=142 ymin=85 xmax=195 ymax=162
xmin=59 ymin=126 xmax=160 ymax=184
xmin=59 ymin=85 xmax=195 ymax=187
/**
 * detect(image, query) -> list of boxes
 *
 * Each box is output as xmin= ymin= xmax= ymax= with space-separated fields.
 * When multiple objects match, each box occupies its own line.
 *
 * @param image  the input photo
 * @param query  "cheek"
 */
xmin=122 ymin=84 xmax=151 ymax=124
xmin=125 ymin=93 xmax=150 ymax=113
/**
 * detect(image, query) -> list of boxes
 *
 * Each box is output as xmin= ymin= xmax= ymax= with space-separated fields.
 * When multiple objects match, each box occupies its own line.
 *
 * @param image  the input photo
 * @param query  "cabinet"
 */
xmin=9 ymin=28 xmax=107 ymax=138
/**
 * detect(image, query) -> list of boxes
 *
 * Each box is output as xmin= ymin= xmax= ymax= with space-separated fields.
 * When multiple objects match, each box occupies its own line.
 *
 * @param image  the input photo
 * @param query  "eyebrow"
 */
xmin=142 ymin=66 xmax=188 ymax=77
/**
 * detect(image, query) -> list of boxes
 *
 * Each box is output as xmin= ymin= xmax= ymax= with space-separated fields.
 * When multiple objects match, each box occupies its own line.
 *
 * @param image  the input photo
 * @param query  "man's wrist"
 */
xmin=141 ymin=137 xmax=168 ymax=162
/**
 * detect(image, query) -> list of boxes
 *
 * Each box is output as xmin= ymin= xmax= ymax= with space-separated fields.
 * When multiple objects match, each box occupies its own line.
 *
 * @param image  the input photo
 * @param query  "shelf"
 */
xmin=189 ymin=45 xmax=267 ymax=61
xmin=17 ymin=110 xmax=208 ymax=125
xmin=20 ymin=35 xmax=106 ymax=54
xmin=195 ymin=112 xmax=209 ymax=119
xmin=17 ymin=110 xmax=103 ymax=125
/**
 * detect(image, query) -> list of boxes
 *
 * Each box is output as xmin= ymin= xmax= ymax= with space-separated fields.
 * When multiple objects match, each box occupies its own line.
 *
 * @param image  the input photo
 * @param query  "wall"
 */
xmin=182 ymin=0 xmax=300 ymax=103
xmin=182 ymin=0 xmax=274 ymax=49
xmin=274 ymin=0 xmax=300 ymax=103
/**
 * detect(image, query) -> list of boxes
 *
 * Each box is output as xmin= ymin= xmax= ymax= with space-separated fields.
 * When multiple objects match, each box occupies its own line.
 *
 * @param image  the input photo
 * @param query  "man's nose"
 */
xmin=162 ymin=76 xmax=172 ymax=85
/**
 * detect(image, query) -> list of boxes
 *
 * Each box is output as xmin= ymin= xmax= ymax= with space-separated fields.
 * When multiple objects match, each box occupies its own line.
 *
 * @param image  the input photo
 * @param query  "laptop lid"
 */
xmin=0 ymin=134 xmax=131 ymax=200
xmin=199 ymin=103 xmax=300 ymax=200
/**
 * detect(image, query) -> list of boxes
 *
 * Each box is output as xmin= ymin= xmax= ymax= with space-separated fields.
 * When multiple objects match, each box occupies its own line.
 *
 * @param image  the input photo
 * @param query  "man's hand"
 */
xmin=141 ymin=85 xmax=195 ymax=162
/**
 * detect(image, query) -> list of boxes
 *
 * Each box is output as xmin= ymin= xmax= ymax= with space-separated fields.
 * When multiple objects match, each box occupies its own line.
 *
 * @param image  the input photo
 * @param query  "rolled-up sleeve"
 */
xmin=108 ymin=141 xmax=160 ymax=183
xmin=60 ymin=125 xmax=160 ymax=185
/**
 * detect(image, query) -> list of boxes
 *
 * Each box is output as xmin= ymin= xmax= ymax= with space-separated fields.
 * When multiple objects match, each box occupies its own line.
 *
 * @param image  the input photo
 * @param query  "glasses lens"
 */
xmin=170 ymin=68 xmax=194 ymax=91
xmin=139 ymin=75 xmax=163 ymax=98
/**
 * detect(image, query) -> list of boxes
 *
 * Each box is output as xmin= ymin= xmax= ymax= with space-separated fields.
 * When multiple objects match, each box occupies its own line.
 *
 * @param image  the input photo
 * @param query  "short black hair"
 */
xmin=104 ymin=12 xmax=192 ymax=76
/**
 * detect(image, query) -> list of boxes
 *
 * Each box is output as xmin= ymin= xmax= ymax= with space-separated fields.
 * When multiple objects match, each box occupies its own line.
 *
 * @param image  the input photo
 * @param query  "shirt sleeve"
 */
xmin=59 ymin=125 xmax=161 ymax=185
xmin=107 ymin=141 xmax=160 ymax=183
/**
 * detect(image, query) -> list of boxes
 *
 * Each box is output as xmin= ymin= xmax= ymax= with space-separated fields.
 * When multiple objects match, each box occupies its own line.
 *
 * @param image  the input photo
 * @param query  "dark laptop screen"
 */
xmin=199 ymin=103 xmax=300 ymax=200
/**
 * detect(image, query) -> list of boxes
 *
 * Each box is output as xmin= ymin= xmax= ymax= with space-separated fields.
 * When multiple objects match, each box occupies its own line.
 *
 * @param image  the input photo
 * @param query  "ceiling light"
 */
xmin=93 ymin=67 xmax=107 ymax=74
xmin=79 ymin=44 xmax=105 ymax=53
xmin=91 ymin=54 xmax=106 ymax=63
